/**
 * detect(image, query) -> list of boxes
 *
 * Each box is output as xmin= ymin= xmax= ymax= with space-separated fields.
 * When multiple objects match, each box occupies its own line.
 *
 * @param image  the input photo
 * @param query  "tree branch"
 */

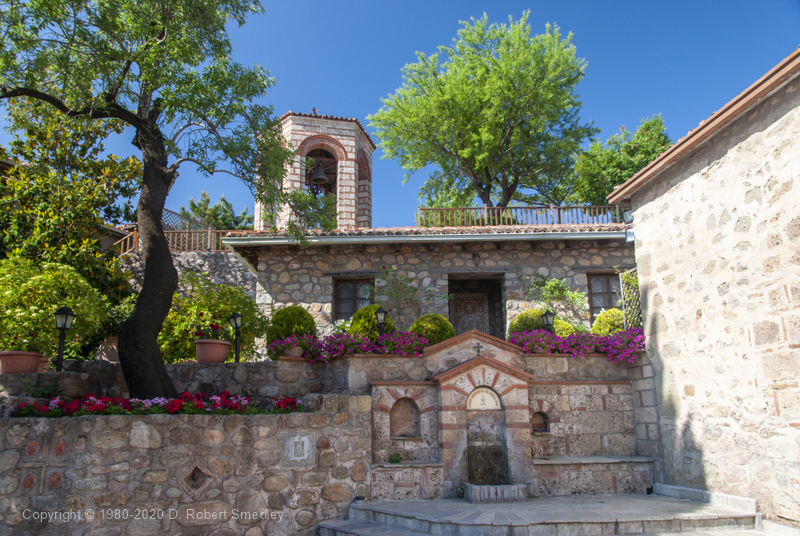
xmin=0 ymin=87 xmax=141 ymax=127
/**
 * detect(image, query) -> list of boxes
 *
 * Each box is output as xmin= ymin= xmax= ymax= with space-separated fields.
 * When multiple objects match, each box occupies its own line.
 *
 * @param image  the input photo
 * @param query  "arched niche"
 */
xmin=466 ymin=387 xmax=508 ymax=485
xmin=390 ymin=397 xmax=420 ymax=438
xmin=531 ymin=411 xmax=550 ymax=433
xmin=305 ymin=148 xmax=337 ymax=197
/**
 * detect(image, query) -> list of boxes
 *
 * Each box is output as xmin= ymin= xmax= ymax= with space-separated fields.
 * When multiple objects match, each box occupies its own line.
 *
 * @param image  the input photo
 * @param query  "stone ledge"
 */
xmin=372 ymin=462 xmax=443 ymax=469
xmin=534 ymin=456 xmax=658 ymax=465
xmin=653 ymin=483 xmax=757 ymax=514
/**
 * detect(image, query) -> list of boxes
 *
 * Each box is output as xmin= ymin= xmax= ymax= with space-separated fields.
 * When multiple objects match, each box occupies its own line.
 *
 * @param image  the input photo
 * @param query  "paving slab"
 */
xmin=345 ymin=494 xmax=758 ymax=535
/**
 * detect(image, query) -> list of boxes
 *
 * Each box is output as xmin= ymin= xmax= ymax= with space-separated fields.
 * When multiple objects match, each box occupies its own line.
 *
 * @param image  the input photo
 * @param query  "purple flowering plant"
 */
xmin=269 ymin=331 xmax=428 ymax=363
xmin=509 ymin=328 xmax=645 ymax=363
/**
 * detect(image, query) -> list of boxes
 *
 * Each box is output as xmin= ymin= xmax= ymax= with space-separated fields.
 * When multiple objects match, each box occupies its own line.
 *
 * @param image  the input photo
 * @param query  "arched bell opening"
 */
xmin=305 ymin=148 xmax=338 ymax=197
xmin=465 ymin=387 xmax=509 ymax=485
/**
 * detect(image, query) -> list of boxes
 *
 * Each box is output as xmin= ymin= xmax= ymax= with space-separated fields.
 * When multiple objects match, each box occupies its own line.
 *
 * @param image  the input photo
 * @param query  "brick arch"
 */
xmin=356 ymin=149 xmax=371 ymax=182
xmin=297 ymin=135 xmax=348 ymax=161
xmin=532 ymin=399 xmax=561 ymax=426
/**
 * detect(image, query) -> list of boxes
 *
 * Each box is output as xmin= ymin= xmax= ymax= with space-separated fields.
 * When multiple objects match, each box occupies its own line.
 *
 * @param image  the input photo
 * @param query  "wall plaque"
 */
xmin=466 ymin=387 xmax=502 ymax=410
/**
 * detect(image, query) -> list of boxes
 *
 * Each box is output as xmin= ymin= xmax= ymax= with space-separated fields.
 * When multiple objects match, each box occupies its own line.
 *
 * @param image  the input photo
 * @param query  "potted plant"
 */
xmin=266 ymin=305 xmax=318 ymax=358
xmin=0 ymin=331 xmax=46 ymax=374
xmin=0 ymin=258 xmax=106 ymax=374
xmin=193 ymin=323 xmax=232 ymax=363
xmin=158 ymin=273 xmax=270 ymax=363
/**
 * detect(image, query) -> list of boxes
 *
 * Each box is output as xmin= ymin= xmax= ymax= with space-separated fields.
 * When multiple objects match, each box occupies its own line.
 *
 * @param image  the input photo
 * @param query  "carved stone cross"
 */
xmin=474 ymin=342 xmax=483 ymax=357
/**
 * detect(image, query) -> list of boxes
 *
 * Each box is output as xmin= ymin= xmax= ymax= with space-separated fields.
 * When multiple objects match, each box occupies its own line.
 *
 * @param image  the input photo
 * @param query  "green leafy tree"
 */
xmin=369 ymin=12 xmax=597 ymax=208
xmin=573 ymin=115 xmax=672 ymax=205
xmin=0 ymin=0 xmax=334 ymax=397
xmin=180 ymin=190 xmax=253 ymax=230
xmin=0 ymin=99 xmax=140 ymax=303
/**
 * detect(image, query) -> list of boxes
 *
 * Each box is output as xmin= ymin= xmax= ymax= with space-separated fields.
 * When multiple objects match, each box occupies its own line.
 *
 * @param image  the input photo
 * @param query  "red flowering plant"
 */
xmin=13 ymin=390 xmax=301 ymax=418
xmin=193 ymin=320 xmax=230 ymax=341
xmin=272 ymin=396 xmax=302 ymax=413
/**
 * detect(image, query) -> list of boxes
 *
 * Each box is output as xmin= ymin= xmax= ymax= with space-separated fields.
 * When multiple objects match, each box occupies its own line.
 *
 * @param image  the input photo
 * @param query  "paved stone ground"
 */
xmin=321 ymin=495 xmax=759 ymax=536
xmin=352 ymin=494 xmax=754 ymax=524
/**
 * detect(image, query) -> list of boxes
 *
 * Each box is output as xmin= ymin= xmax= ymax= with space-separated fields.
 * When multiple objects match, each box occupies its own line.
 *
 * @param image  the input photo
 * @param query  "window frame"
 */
xmin=586 ymin=272 xmax=622 ymax=323
xmin=333 ymin=278 xmax=374 ymax=321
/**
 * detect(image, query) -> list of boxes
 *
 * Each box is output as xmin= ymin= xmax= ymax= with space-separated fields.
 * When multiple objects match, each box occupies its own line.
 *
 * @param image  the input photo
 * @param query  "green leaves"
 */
xmin=369 ymin=12 xmax=597 ymax=208
xmin=573 ymin=115 xmax=672 ymax=206
xmin=179 ymin=191 xmax=253 ymax=230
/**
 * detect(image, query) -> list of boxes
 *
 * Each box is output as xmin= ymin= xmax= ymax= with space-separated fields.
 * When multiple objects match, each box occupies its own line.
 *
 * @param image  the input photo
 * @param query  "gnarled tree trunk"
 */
xmin=118 ymin=123 xmax=179 ymax=399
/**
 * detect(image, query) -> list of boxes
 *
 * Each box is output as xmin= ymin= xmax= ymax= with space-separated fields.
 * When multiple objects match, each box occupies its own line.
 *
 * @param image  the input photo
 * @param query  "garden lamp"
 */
xmin=375 ymin=307 xmax=387 ymax=336
xmin=54 ymin=306 xmax=76 ymax=372
xmin=227 ymin=312 xmax=243 ymax=363
xmin=540 ymin=310 xmax=556 ymax=334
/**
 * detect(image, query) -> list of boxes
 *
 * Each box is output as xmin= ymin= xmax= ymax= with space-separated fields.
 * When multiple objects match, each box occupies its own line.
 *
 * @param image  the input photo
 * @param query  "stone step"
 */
xmin=319 ymin=518 xmax=429 ymax=536
xmin=348 ymin=496 xmax=758 ymax=536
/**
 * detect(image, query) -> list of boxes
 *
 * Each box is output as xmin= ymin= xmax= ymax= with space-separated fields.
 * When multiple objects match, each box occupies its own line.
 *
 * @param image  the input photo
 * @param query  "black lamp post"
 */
xmin=54 ymin=306 xmax=76 ymax=372
xmin=540 ymin=310 xmax=556 ymax=334
xmin=375 ymin=307 xmax=387 ymax=337
xmin=227 ymin=312 xmax=243 ymax=363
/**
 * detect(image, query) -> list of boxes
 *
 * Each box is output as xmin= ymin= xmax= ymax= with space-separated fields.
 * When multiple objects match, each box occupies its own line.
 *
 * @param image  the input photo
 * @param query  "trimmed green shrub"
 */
xmin=507 ymin=308 xmax=575 ymax=339
xmin=409 ymin=313 xmax=455 ymax=346
xmin=348 ymin=304 xmax=397 ymax=342
xmin=266 ymin=305 xmax=317 ymax=343
xmin=159 ymin=272 xmax=270 ymax=363
xmin=0 ymin=257 xmax=106 ymax=357
xmin=591 ymin=308 xmax=625 ymax=336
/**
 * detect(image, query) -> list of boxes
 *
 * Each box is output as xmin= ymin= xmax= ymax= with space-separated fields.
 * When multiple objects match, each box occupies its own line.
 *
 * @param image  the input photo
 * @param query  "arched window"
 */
xmin=305 ymin=148 xmax=337 ymax=197
xmin=390 ymin=397 xmax=420 ymax=438
xmin=531 ymin=411 xmax=550 ymax=433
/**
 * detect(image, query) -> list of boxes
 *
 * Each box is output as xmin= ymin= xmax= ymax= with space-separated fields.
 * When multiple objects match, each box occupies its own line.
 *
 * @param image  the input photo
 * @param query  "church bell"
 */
xmin=311 ymin=162 xmax=329 ymax=185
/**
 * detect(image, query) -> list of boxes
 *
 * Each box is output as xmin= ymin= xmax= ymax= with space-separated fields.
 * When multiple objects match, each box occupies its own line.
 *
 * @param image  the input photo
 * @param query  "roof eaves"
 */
xmin=607 ymin=47 xmax=800 ymax=205
xmin=280 ymin=111 xmax=377 ymax=150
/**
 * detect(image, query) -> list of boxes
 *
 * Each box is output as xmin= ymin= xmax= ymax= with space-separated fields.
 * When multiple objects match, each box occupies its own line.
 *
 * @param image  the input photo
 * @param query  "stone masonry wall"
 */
xmin=255 ymin=239 xmax=634 ymax=334
xmin=0 ymin=394 xmax=371 ymax=536
xmin=629 ymin=75 xmax=800 ymax=521
xmin=123 ymin=251 xmax=258 ymax=298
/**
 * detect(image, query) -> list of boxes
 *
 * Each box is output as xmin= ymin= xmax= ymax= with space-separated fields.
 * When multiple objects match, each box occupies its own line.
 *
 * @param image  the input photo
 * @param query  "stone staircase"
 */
xmin=319 ymin=495 xmax=759 ymax=536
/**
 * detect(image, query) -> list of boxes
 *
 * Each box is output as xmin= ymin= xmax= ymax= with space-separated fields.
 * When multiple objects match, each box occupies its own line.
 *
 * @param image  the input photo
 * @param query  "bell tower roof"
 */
xmin=279 ymin=111 xmax=376 ymax=150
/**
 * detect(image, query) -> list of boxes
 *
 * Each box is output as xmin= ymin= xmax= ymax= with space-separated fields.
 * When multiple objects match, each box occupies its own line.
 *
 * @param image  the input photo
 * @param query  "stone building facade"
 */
xmin=226 ymin=230 xmax=634 ymax=336
xmin=608 ymin=49 xmax=800 ymax=522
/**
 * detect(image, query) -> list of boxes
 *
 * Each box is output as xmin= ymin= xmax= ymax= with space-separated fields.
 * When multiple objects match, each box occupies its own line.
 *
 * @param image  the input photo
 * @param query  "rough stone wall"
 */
xmin=534 ymin=459 xmax=654 ymax=496
xmin=123 ymin=251 xmax=258 ymax=298
xmin=255 ymin=239 xmax=633 ymax=334
xmin=371 ymin=383 xmax=438 ymax=463
xmin=629 ymin=75 xmax=800 ymax=521
xmin=0 ymin=394 xmax=371 ymax=536
xmin=529 ymin=381 xmax=635 ymax=458
xmin=370 ymin=463 xmax=443 ymax=500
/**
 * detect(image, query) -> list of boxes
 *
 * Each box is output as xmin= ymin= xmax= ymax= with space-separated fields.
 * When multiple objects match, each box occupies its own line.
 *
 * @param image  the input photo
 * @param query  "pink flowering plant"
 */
xmin=13 ymin=391 xmax=302 ymax=418
xmin=509 ymin=328 xmax=645 ymax=363
xmin=269 ymin=331 xmax=428 ymax=363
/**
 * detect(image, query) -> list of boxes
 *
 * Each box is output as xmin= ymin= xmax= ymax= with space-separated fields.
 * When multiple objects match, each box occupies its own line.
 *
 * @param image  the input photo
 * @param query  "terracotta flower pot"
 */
xmin=0 ymin=351 xmax=44 ymax=374
xmin=283 ymin=345 xmax=305 ymax=358
xmin=37 ymin=356 xmax=50 ymax=373
xmin=194 ymin=339 xmax=231 ymax=364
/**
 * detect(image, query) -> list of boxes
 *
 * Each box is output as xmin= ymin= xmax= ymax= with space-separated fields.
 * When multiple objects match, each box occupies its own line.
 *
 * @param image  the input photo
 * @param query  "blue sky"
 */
xmin=6 ymin=1 xmax=800 ymax=228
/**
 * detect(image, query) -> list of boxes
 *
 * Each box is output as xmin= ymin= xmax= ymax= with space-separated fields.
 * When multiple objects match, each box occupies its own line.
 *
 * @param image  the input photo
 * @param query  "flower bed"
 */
xmin=14 ymin=391 xmax=302 ymax=418
xmin=269 ymin=332 xmax=428 ymax=363
xmin=509 ymin=328 xmax=645 ymax=363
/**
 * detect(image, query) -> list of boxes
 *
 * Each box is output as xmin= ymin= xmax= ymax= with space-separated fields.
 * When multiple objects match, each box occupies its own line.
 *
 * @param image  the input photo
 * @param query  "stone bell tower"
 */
xmin=254 ymin=111 xmax=376 ymax=231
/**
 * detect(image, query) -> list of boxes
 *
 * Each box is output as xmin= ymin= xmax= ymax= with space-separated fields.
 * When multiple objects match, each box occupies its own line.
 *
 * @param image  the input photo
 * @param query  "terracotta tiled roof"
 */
xmin=608 ymin=46 xmax=800 ymax=204
xmin=280 ymin=111 xmax=376 ymax=149
xmin=225 ymin=223 xmax=628 ymax=239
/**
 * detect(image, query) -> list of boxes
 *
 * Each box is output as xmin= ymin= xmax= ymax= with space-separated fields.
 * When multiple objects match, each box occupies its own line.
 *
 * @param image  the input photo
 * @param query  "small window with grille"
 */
xmin=334 ymin=279 xmax=374 ymax=321
xmin=588 ymin=273 xmax=622 ymax=323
